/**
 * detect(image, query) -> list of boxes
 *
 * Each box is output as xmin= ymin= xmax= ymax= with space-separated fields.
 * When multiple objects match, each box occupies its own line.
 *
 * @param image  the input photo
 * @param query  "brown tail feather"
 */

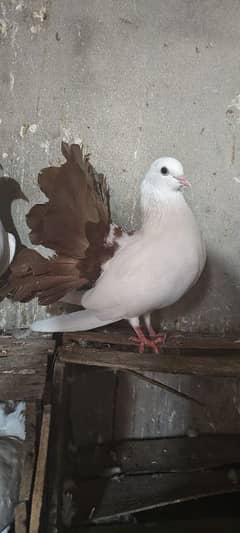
xmin=3 ymin=248 xmax=88 ymax=304
xmin=0 ymin=143 xmax=116 ymax=304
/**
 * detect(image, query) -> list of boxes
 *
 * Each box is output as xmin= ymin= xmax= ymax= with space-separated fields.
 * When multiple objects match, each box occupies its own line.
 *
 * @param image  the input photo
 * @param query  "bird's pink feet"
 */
xmin=130 ymin=326 xmax=166 ymax=354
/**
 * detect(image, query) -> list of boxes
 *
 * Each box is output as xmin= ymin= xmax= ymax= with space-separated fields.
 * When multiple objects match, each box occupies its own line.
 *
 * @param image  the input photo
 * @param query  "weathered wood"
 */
xmin=69 ymin=366 xmax=117 ymax=446
xmin=19 ymin=402 xmax=37 ymax=502
xmin=59 ymin=344 xmax=240 ymax=377
xmin=29 ymin=404 xmax=51 ymax=533
xmin=64 ymin=329 xmax=240 ymax=350
xmin=126 ymin=369 xmax=204 ymax=405
xmin=47 ymin=360 xmax=68 ymax=532
xmin=64 ymin=518 xmax=240 ymax=533
xmin=72 ymin=435 xmax=240 ymax=477
xmin=114 ymin=371 xmax=240 ymax=439
xmin=0 ymin=336 xmax=53 ymax=400
xmin=85 ymin=468 xmax=240 ymax=521
xmin=15 ymin=501 xmax=27 ymax=533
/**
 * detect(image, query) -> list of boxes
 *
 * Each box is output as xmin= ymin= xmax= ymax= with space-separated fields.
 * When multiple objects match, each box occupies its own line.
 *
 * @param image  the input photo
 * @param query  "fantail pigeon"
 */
xmin=0 ymin=143 xmax=206 ymax=353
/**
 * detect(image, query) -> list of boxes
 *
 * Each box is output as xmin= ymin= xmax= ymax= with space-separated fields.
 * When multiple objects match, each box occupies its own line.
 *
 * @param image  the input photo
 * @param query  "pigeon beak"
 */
xmin=178 ymin=176 xmax=191 ymax=188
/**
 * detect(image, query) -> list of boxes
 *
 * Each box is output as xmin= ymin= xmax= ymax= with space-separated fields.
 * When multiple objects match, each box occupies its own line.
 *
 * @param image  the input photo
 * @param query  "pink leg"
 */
xmin=144 ymin=313 xmax=166 ymax=345
xmin=130 ymin=326 xmax=162 ymax=354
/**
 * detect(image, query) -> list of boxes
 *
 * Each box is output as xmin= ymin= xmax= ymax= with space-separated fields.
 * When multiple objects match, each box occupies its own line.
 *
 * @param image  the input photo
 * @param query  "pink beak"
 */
xmin=178 ymin=175 xmax=191 ymax=188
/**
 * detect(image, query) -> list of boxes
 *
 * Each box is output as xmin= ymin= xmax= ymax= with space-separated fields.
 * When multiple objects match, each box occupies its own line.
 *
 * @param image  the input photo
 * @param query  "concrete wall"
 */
xmin=1 ymin=0 xmax=240 ymax=331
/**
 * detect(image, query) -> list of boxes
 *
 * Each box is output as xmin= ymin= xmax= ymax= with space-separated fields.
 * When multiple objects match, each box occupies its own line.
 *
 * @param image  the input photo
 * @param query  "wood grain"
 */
xmin=0 ymin=336 xmax=53 ymax=400
xmin=73 ymin=435 xmax=240 ymax=477
xmin=29 ymin=404 xmax=51 ymax=533
xmin=59 ymin=344 xmax=240 ymax=378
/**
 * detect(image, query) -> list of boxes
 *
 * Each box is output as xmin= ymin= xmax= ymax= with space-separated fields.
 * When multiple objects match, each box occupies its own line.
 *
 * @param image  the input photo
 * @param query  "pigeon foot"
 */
xmin=130 ymin=327 xmax=166 ymax=354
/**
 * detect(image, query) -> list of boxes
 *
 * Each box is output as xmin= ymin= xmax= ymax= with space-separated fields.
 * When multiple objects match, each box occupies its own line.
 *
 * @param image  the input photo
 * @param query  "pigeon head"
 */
xmin=0 ymin=177 xmax=28 ymax=202
xmin=144 ymin=157 xmax=190 ymax=194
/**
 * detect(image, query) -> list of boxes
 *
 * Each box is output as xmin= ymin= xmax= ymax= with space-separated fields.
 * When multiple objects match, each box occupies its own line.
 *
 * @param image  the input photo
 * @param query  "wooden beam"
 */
xmin=73 ymin=435 xmax=240 ymax=477
xmin=64 ymin=518 xmax=240 ymax=533
xmin=85 ymin=468 xmax=240 ymax=521
xmin=63 ymin=330 xmax=240 ymax=350
xmin=59 ymin=344 xmax=240 ymax=377
xmin=29 ymin=404 xmax=51 ymax=533
xmin=47 ymin=360 xmax=68 ymax=532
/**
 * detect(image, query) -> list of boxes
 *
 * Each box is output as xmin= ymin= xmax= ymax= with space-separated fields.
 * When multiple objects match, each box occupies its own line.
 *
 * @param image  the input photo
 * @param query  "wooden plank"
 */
xmin=69 ymin=366 xmax=117 ymax=446
xmin=114 ymin=371 xmax=240 ymax=438
xmin=84 ymin=468 xmax=240 ymax=521
xmin=29 ymin=404 xmax=51 ymax=533
xmin=47 ymin=360 xmax=68 ymax=532
xmin=72 ymin=435 xmax=240 ymax=477
xmin=0 ymin=336 xmax=53 ymax=400
xmin=64 ymin=518 xmax=240 ymax=533
xmin=64 ymin=329 xmax=240 ymax=350
xmin=59 ymin=344 xmax=240 ymax=378
xmin=19 ymin=402 xmax=37 ymax=502
xmin=15 ymin=502 xmax=27 ymax=533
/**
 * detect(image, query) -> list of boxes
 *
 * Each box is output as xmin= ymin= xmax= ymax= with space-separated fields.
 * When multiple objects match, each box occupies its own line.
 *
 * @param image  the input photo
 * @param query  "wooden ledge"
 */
xmin=59 ymin=343 xmax=240 ymax=378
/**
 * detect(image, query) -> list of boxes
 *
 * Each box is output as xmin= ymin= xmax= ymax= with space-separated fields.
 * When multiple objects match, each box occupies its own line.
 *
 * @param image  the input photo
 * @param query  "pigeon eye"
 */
xmin=161 ymin=166 xmax=169 ymax=175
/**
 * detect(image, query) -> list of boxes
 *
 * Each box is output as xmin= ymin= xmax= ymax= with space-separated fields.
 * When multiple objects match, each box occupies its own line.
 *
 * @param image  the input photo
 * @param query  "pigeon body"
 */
xmin=31 ymin=154 xmax=206 ymax=345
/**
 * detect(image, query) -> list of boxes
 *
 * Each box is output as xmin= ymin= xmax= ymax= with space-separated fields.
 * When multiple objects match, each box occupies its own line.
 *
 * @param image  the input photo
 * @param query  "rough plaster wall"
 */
xmin=0 ymin=0 xmax=240 ymax=330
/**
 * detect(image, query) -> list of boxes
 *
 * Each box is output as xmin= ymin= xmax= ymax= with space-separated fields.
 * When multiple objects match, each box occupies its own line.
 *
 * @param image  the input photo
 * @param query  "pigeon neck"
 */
xmin=140 ymin=182 xmax=187 ymax=226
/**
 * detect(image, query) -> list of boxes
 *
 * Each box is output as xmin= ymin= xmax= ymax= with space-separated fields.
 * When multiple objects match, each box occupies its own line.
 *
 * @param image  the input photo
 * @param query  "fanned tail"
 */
xmin=0 ymin=143 xmax=116 ymax=304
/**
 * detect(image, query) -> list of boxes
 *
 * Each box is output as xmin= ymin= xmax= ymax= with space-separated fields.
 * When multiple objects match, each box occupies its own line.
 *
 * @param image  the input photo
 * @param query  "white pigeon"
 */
xmin=32 ymin=157 xmax=206 ymax=352
xmin=0 ymin=220 xmax=16 ymax=277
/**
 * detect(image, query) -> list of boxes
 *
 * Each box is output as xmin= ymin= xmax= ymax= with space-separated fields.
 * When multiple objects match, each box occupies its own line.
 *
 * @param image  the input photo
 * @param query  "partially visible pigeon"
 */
xmin=0 ymin=144 xmax=206 ymax=352
xmin=0 ymin=176 xmax=28 ymax=279
xmin=0 ymin=401 xmax=25 ymax=532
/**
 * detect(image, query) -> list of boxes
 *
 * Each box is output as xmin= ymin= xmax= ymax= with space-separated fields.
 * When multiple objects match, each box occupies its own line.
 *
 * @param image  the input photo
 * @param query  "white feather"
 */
xmin=31 ymin=309 xmax=118 ymax=332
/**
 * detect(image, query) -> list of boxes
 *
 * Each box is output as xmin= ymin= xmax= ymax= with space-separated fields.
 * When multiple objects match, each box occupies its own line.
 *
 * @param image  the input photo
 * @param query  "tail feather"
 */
xmin=31 ymin=309 xmax=118 ymax=332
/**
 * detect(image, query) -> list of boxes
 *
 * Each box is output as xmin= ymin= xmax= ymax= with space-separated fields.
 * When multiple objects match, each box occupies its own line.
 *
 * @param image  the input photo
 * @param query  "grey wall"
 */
xmin=1 ymin=0 xmax=240 ymax=331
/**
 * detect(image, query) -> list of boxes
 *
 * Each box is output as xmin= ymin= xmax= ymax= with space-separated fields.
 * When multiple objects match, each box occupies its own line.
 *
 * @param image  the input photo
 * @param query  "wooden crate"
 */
xmin=3 ymin=328 xmax=240 ymax=532
xmin=49 ymin=328 xmax=240 ymax=531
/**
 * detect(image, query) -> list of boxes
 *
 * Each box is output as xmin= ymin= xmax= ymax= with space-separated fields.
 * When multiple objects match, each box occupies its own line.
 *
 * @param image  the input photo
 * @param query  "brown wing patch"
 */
xmin=27 ymin=142 xmax=110 ymax=258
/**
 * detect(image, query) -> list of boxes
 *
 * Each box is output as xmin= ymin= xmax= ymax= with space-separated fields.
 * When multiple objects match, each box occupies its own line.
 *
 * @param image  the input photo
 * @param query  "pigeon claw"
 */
xmin=129 ymin=328 xmax=166 ymax=354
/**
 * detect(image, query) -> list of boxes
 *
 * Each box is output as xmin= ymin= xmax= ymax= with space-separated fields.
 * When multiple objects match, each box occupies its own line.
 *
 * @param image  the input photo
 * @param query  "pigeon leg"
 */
xmin=129 ymin=326 xmax=160 ymax=354
xmin=144 ymin=313 xmax=166 ymax=345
